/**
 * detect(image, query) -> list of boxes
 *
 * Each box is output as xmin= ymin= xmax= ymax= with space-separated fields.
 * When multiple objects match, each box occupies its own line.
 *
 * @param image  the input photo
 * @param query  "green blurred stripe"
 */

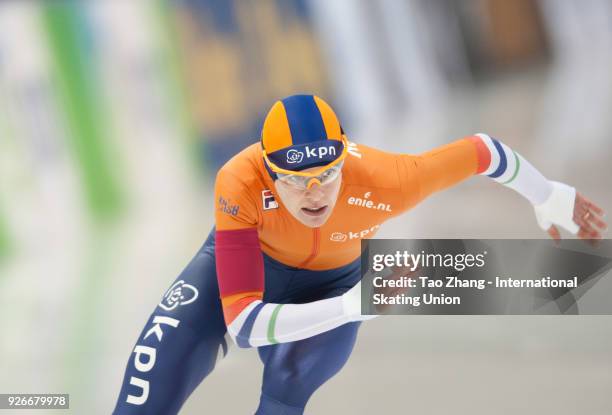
xmin=41 ymin=2 xmax=122 ymax=221
xmin=40 ymin=3 xmax=122 ymax=407
xmin=267 ymin=304 xmax=283 ymax=344
xmin=501 ymin=151 xmax=521 ymax=185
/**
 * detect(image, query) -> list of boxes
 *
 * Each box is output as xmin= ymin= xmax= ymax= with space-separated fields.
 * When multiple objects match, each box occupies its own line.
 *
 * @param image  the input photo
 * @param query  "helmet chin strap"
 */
xmin=306 ymin=177 xmax=322 ymax=189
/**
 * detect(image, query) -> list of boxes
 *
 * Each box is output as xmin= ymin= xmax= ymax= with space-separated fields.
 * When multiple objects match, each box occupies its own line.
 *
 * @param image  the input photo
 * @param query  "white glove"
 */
xmin=341 ymin=281 xmax=378 ymax=321
xmin=533 ymin=181 xmax=579 ymax=234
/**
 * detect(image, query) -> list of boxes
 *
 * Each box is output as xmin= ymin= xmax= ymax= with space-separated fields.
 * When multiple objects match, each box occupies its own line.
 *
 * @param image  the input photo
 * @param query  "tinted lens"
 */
xmin=277 ymin=162 xmax=343 ymax=189
xmin=277 ymin=174 xmax=306 ymax=188
xmin=318 ymin=166 xmax=341 ymax=184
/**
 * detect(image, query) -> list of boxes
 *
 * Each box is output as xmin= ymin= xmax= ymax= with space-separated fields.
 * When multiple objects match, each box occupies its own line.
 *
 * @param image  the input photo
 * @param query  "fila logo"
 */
xmin=262 ymin=189 xmax=279 ymax=210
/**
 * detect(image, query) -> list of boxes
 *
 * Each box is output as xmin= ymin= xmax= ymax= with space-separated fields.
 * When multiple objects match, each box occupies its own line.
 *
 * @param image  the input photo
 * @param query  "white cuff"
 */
xmin=533 ymin=181 xmax=579 ymax=234
xmin=342 ymin=281 xmax=377 ymax=321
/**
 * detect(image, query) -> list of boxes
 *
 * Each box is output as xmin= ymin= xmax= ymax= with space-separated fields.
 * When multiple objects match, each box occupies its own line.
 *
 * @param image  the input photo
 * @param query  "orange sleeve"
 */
xmin=396 ymin=137 xmax=479 ymax=211
xmin=214 ymin=167 xmax=259 ymax=231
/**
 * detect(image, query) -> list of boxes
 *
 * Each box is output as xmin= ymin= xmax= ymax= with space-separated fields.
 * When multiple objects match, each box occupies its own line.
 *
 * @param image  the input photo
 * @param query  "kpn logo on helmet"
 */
xmin=286 ymin=144 xmax=337 ymax=164
xmin=286 ymin=149 xmax=304 ymax=164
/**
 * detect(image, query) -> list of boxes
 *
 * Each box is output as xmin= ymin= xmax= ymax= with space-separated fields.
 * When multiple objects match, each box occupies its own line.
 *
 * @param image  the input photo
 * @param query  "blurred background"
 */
xmin=1 ymin=0 xmax=611 ymax=414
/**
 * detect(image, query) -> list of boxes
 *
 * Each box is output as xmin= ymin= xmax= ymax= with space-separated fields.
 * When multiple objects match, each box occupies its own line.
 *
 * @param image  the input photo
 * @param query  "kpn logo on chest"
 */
xmin=330 ymin=224 xmax=381 ymax=242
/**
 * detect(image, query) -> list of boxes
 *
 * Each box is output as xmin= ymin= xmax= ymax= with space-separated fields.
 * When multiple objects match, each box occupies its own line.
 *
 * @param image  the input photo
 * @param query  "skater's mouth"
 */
xmin=301 ymin=205 xmax=328 ymax=217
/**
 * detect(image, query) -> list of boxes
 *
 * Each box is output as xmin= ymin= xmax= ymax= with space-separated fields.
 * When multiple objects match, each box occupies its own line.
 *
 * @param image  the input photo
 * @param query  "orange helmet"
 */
xmin=261 ymin=94 xmax=348 ymax=178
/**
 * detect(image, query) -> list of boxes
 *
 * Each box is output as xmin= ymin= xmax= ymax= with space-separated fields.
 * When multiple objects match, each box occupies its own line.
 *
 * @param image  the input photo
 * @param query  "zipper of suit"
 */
xmin=298 ymin=228 xmax=320 ymax=268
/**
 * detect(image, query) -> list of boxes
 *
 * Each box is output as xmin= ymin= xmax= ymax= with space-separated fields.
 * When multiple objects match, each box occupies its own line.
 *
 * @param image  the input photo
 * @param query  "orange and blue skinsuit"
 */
xmin=113 ymin=133 xmax=499 ymax=415
xmin=215 ymin=138 xmax=481 ymax=329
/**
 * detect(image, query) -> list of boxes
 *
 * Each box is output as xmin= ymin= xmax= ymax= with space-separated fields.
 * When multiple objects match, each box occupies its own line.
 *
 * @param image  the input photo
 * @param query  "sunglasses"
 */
xmin=276 ymin=162 xmax=344 ymax=190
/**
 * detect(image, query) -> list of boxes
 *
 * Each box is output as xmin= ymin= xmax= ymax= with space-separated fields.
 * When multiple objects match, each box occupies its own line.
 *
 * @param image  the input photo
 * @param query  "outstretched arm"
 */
xmin=397 ymin=134 xmax=606 ymax=242
xmin=470 ymin=134 xmax=607 ymax=242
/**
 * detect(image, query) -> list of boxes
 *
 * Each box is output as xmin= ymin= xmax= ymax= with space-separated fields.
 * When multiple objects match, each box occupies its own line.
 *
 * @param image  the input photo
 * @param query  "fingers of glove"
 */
xmin=577 ymin=228 xmax=602 ymax=247
xmin=575 ymin=192 xmax=605 ymax=216
xmin=574 ymin=199 xmax=608 ymax=233
xmin=547 ymin=225 xmax=561 ymax=243
xmin=578 ymin=220 xmax=603 ymax=238
xmin=583 ymin=213 xmax=608 ymax=232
